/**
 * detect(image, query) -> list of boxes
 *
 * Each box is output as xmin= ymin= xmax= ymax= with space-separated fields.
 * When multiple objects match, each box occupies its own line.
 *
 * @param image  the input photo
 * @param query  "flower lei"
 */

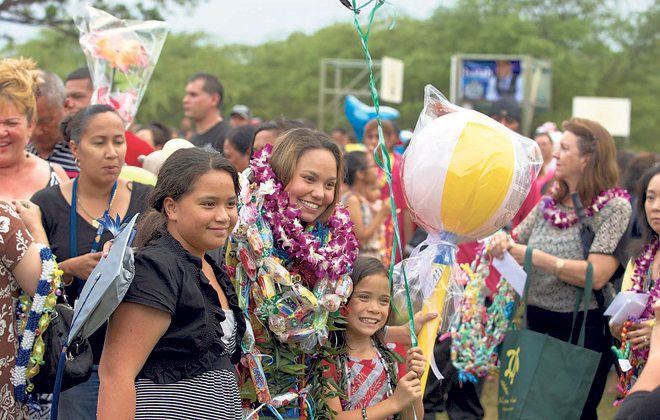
xmin=628 ymin=235 xmax=660 ymax=319
xmin=11 ymin=245 xmax=62 ymax=403
xmin=230 ymin=143 xmax=359 ymax=420
xmin=251 ymin=144 xmax=359 ymax=283
xmin=539 ymin=187 xmax=630 ymax=229
xmin=441 ymin=233 xmax=516 ymax=383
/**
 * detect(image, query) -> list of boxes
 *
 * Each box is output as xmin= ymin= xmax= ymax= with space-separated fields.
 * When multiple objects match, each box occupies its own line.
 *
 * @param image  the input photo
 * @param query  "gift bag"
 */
xmin=498 ymin=247 xmax=601 ymax=420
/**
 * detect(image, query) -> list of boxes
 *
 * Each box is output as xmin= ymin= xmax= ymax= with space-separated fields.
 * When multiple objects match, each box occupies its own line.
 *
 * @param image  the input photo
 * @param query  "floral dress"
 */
xmin=0 ymin=202 xmax=32 ymax=420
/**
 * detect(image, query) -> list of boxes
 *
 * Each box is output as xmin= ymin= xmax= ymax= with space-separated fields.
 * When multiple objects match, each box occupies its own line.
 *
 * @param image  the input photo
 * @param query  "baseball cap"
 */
xmin=488 ymin=98 xmax=521 ymax=124
xmin=230 ymin=104 xmax=252 ymax=120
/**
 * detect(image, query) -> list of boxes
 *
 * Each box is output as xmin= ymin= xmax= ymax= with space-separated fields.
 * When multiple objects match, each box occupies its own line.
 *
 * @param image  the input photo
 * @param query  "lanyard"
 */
xmin=69 ymin=177 xmax=118 ymax=259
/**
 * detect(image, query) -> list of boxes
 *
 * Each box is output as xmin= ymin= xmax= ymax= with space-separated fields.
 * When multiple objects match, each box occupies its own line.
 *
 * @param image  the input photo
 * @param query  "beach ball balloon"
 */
xmin=401 ymin=85 xmax=542 ymax=244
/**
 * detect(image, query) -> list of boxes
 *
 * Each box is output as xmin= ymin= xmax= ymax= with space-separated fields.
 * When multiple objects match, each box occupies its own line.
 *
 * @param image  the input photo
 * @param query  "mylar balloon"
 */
xmin=344 ymin=95 xmax=400 ymax=141
xmin=401 ymin=85 xmax=542 ymax=244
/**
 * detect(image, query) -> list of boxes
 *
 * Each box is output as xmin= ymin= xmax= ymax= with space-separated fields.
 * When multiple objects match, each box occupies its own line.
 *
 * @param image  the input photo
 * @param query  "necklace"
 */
xmin=250 ymin=144 xmax=359 ymax=283
xmin=13 ymin=244 xmax=63 ymax=403
xmin=628 ymin=236 xmax=660 ymax=318
xmin=344 ymin=339 xmax=394 ymax=409
xmin=75 ymin=181 xmax=118 ymax=228
xmin=539 ymin=187 xmax=630 ymax=229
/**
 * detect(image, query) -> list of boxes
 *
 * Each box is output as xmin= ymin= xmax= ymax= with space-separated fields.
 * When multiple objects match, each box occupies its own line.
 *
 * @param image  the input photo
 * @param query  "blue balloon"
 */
xmin=344 ymin=95 xmax=400 ymax=141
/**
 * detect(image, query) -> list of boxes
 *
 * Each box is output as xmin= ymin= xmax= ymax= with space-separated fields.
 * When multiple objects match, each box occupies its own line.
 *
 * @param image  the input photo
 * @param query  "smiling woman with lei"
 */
xmin=225 ymin=128 xmax=359 ymax=419
xmin=489 ymin=117 xmax=632 ymax=419
xmin=610 ymin=165 xmax=660 ymax=401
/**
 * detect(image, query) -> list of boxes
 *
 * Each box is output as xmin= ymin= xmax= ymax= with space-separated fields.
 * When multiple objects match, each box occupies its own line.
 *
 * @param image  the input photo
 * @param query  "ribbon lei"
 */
xmin=348 ymin=0 xmax=415 ymax=347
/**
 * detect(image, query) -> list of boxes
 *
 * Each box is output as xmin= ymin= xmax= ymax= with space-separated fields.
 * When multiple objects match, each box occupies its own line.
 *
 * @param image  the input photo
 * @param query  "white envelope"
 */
xmin=492 ymin=251 xmax=527 ymax=297
xmin=605 ymin=292 xmax=649 ymax=325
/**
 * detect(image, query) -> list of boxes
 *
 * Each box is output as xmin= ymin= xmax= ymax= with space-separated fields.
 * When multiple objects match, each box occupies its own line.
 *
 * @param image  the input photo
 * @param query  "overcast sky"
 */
xmin=4 ymin=0 xmax=449 ymax=46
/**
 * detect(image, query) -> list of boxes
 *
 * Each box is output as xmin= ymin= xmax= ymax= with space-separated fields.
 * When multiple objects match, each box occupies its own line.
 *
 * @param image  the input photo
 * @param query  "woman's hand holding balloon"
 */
xmin=488 ymin=231 xmax=512 ymax=260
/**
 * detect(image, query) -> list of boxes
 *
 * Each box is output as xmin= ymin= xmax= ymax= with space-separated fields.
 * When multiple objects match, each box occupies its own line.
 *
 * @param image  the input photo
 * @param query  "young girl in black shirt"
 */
xmin=97 ymin=148 xmax=245 ymax=419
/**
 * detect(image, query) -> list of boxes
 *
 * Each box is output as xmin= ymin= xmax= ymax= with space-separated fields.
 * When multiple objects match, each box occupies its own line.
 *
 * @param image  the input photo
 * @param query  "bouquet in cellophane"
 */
xmin=75 ymin=6 xmax=168 ymax=126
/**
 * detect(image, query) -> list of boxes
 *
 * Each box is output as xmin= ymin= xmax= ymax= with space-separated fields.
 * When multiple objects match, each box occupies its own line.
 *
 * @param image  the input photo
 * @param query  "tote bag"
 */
xmin=498 ymin=247 xmax=601 ymax=420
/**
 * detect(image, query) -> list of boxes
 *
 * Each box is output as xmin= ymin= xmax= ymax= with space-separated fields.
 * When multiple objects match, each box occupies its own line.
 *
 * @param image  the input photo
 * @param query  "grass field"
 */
xmin=434 ymin=374 xmax=621 ymax=420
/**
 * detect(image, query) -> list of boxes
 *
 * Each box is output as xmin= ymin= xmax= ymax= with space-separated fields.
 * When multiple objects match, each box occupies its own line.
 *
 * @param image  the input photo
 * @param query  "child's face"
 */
xmin=366 ymin=183 xmax=381 ymax=203
xmin=285 ymin=148 xmax=337 ymax=223
xmin=346 ymin=274 xmax=390 ymax=338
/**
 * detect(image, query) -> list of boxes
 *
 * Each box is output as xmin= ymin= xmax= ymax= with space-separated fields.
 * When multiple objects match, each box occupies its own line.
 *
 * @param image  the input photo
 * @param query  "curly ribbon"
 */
xmin=245 ymin=390 xmax=315 ymax=420
xmin=348 ymin=0 xmax=417 ymax=350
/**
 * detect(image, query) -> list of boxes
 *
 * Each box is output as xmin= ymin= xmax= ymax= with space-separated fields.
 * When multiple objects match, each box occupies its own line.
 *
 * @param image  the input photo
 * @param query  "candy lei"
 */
xmin=442 ymin=234 xmax=517 ymax=383
xmin=11 ymin=245 xmax=62 ymax=402
xmin=230 ymin=143 xmax=359 ymax=420
xmin=611 ymin=320 xmax=647 ymax=405
xmin=251 ymin=144 xmax=359 ymax=281
xmin=539 ymin=187 xmax=630 ymax=229
xmin=628 ymin=235 xmax=660 ymax=319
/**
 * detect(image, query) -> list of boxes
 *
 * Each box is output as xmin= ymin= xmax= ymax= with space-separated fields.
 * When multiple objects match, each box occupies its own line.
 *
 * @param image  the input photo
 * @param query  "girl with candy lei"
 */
xmin=326 ymin=256 xmax=426 ymax=420
xmin=1 ymin=200 xmax=52 ymax=419
xmin=226 ymin=128 xmax=360 ymax=419
xmin=610 ymin=165 xmax=660 ymax=400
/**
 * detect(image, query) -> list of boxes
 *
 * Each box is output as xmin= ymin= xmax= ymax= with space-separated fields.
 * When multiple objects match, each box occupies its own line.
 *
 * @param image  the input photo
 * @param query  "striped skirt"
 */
xmin=134 ymin=369 xmax=241 ymax=420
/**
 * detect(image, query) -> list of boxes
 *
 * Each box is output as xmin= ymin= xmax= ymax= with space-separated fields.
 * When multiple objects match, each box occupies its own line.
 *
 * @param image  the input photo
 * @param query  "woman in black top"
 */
xmin=97 ymin=148 xmax=246 ymax=419
xmin=30 ymin=105 xmax=150 ymax=419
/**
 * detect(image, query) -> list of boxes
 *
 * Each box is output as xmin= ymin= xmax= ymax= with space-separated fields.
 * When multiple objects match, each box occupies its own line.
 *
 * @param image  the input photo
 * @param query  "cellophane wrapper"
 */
xmin=75 ymin=6 xmax=168 ymax=127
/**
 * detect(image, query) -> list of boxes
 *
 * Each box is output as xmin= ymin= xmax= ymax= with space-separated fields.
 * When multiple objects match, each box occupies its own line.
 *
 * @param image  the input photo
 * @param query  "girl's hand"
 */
xmin=406 ymin=346 xmax=427 ymax=379
xmin=627 ymin=319 xmax=655 ymax=351
xmin=488 ymin=232 xmax=512 ymax=260
xmin=391 ymin=371 xmax=422 ymax=410
xmin=378 ymin=197 xmax=392 ymax=219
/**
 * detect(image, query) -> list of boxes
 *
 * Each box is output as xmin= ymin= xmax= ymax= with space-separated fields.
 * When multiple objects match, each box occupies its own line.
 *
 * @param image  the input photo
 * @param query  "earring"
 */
xmin=75 ymin=158 xmax=79 ymax=166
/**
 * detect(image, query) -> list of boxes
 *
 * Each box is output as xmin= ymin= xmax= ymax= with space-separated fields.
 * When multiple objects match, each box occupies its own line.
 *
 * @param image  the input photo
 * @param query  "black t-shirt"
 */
xmin=613 ymin=386 xmax=660 ymax=420
xmin=123 ymin=232 xmax=246 ymax=384
xmin=31 ymin=181 xmax=151 ymax=364
xmin=189 ymin=120 xmax=231 ymax=152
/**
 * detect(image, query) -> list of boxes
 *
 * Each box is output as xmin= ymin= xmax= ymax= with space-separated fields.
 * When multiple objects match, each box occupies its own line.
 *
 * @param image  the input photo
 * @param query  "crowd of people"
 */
xmin=1 ymin=53 xmax=660 ymax=420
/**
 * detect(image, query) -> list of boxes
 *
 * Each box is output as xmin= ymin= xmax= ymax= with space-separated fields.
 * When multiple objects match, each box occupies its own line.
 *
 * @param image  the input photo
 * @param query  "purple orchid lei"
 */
xmin=629 ymin=235 xmax=660 ymax=319
xmin=539 ymin=187 xmax=630 ymax=229
xmin=250 ymin=144 xmax=359 ymax=285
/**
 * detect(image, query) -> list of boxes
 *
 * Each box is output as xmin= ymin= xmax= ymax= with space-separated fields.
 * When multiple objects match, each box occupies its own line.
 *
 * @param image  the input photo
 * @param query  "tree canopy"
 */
xmin=2 ymin=0 xmax=659 ymax=151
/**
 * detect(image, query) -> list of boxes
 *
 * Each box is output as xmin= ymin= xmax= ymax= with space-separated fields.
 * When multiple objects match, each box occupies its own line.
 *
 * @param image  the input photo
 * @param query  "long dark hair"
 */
xmin=134 ymin=147 xmax=239 ymax=248
xmin=59 ymin=104 xmax=121 ymax=145
xmin=343 ymin=151 xmax=369 ymax=187
xmin=335 ymin=256 xmax=400 ymax=414
xmin=630 ymin=164 xmax=660 ymax=259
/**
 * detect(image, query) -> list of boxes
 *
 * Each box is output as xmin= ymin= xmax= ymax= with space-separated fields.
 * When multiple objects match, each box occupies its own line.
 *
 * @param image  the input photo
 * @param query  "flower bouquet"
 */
xmin=75 ymin=6 xmax=168 ymax=126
